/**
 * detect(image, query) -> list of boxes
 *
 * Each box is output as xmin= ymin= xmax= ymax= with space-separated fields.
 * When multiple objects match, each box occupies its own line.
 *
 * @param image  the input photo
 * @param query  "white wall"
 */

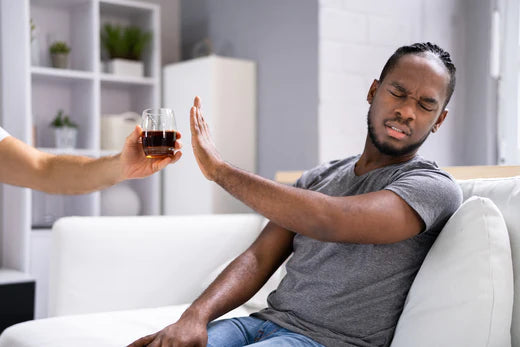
xmin=319 ymin=0 xmax=467 ymax=166
xmin=181 ymin=0 xmax=319 ymax=179
xmin=142 ymin=0 xmax=181 ymax=65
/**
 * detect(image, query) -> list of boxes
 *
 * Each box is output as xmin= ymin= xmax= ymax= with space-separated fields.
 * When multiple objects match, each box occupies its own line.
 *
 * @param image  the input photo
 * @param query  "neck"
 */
xmin=355 ymin=135 xmax=417 ymax=176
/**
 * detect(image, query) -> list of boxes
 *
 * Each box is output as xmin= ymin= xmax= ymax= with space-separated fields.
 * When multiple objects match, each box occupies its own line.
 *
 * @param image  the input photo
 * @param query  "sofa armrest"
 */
xmin=49 ymin=214 xmax=265 ymax=317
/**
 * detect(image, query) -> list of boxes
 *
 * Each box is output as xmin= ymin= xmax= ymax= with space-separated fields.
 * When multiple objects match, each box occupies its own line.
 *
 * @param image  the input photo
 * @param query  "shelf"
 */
xmin=32 ymin=66 xmax=95 ymax=83
xmin=31 ymin=227 xmax=53 ymax=232
xmin=0 ymin=269 xmax=35 ymax=285
xmin=31 ymin=0 xmax=89 ymax=7
xmin=100 ymin=149 xmax=120 ymax=156
xmin=37 ymin=147 xmax=99 ymax=157
xmin=100 ymin=73 xmax=157 ymax=86
xmin=100 ymin=0 xmax=157 ymax=14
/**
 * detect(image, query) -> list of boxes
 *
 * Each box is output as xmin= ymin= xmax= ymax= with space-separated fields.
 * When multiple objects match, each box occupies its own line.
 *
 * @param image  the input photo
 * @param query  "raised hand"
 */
xmin=190 ymin=96 xmax=224 ymax=181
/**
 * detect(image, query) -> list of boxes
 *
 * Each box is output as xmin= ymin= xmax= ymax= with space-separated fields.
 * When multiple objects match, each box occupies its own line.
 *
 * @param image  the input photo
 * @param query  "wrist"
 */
xmin=112 ymin=153 xmax=126 ymax=183
xmin=181 ymin=305 xmax=212 ymax=325
xmin=211 ymin=160 xmax=229 ymax=183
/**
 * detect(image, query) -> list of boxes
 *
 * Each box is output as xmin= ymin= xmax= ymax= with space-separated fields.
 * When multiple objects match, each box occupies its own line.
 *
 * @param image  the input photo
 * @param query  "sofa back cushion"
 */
xmin=458 ymin=177 xmax=520 ymax=346
xmin=391 ymin=196 xmax=513 ymax=347
xmin=49 ymin=214 xmax=265 ymax=317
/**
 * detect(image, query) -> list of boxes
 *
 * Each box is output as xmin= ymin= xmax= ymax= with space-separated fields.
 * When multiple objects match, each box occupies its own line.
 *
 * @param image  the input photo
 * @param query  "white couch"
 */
xmin=0 ymin=176 xmax=518 ymax=347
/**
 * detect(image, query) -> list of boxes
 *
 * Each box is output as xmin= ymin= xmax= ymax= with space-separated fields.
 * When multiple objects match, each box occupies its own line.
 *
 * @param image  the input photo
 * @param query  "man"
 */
xmin=0 ymin=125 xmax=182 ymax=194
xmin=130 ymin=42 xmax=462 ymax=347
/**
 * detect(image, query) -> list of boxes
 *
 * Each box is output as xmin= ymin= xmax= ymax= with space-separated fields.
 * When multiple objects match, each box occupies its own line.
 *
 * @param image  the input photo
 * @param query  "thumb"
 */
xmin=126 ymin=125 xmax=141 ymax=144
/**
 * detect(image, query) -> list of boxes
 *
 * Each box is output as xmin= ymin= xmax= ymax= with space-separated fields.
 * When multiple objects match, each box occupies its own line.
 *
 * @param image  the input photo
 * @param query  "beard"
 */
xmin=367 ymin=105 xmax=432 ymax=157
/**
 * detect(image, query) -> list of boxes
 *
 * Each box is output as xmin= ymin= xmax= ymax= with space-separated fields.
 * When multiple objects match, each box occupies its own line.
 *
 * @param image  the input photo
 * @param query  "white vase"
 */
xmin=101 ymin=183 xmax=141 ymax=216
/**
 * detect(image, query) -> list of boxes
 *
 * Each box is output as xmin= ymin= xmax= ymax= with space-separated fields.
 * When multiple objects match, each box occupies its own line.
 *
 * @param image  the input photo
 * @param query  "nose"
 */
xmin=395 ymin=99 xmax=416 ymax=122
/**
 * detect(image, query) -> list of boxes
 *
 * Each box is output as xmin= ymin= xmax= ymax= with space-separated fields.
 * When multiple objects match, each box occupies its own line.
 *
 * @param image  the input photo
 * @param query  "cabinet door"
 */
xmin=162 ymin=56 xmax=256 ymax=215
xmin=162 ymin=58 xmax=214 ymax=215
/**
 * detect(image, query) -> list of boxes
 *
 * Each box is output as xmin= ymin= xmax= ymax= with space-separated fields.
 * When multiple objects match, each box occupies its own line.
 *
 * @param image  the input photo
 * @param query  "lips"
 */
xmin=385 ymin=121 xmax=410 ymax=134
xmin=384 ymin=121 xmax=411 ymax=140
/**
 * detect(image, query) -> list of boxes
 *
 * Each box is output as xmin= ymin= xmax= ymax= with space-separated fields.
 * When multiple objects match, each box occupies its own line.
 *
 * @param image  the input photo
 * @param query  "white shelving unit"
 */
xmin=1 ymin=0 xmax=161 ymax=319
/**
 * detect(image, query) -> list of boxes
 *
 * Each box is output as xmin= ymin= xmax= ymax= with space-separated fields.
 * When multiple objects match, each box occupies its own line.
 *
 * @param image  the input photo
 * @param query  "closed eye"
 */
xmin=419 ymin=103 xmax=433 ymax=112
xmin=388 ymin=89 xmax=405 ymax=98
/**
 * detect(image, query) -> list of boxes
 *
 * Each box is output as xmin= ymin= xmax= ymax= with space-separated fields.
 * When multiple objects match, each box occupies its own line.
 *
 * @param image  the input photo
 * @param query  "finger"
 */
xmin=194 ymin=96 xmax=202 ymax=108
xmin=190 ymin=106 xmax=200 ymax=134
xmin=127 ymin=333 xmax=157 ymax=347
xmin=174 ymin=139 xmax=183 ymax=150
xmin=126 ymin=125 xmax=141 ymax=144
xmin=170 ymin=150 xmax=182 ymax=164
xmin=148 ymin=336 xmax=162 ymax=347
xmin=175 ymin=130 xmax=182 ymax=139
xmin=198 ymin=109 xmax=209 ymax=134
xmin=154 ymin=157 xmax=173 ymax=172
xmin=196 ymin=108 xmax=204 ymax=127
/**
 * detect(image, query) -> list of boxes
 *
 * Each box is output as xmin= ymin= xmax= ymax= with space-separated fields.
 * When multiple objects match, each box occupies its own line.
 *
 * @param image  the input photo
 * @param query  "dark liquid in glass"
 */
xmin=141 ymin=130 xmax=177 ymax=158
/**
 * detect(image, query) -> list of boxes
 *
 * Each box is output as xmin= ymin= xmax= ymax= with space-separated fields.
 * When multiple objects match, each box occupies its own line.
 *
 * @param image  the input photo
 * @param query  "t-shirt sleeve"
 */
xmin=0 ymin=126 xmax=10 ymax=143
xmin=384 ymin=168 xmax=462 ymax=232
xmin=293 ymin=162 xmax=331 ymax=189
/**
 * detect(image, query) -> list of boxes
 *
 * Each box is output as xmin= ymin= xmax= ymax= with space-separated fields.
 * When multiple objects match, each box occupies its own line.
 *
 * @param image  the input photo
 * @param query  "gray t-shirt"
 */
xmin=253 ymin=155 xmax=462 ymax=347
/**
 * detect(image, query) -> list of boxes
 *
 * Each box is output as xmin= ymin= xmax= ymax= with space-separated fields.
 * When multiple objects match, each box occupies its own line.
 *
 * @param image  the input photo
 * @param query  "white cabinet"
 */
xmin=1 ymin=0 xmax=161 ymax=319
xmin=163 ymin=56 xmax=256 ymax=215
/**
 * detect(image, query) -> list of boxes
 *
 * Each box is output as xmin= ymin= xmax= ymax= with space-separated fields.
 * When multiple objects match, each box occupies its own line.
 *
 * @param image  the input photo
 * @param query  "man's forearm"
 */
xmin=213 ymin=162 xmax=334 ymax=240
xmin=40 ymin=154 xmax=124 ymax=195
xmin=182 ymin=250 xmax=277 ymax=324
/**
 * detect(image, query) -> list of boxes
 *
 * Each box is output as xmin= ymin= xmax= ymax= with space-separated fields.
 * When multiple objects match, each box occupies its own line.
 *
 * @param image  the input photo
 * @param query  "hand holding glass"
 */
xmin=141 ymin=108 xmax=177 ymax=159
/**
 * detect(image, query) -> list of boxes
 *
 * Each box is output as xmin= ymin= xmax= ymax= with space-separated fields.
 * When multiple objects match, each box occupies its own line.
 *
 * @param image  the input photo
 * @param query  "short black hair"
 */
xmin=379 ymin=42 xmax=456 ymax=109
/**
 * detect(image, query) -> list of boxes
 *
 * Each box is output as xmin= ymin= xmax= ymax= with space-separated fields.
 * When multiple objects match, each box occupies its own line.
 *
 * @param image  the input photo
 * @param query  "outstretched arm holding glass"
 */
xmin=0 ymin=124 xmax=182 ymax=195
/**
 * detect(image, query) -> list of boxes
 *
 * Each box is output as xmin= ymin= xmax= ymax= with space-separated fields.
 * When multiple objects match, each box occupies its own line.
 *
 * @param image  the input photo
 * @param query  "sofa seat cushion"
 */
xmin=0 ymin=304 xmax=252 ymax=347
xmin=391 ymin=196 xmax=514 ymax=347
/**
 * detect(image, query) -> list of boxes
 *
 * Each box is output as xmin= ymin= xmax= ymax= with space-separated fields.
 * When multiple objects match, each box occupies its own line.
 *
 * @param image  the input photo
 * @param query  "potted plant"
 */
xmin=30 ymin=18 xmax=40 ymax=66
xmin=50 ymin=109 xmax=78 ymax=149
xmin=49 ymin=41 xmax=71 ymax=69
xmin=101 ymin=23 xmax=152 ymax=77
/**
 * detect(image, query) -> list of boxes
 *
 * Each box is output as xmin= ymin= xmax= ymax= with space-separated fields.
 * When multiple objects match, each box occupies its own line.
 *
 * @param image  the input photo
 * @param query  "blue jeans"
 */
xmin=207 ymin=316 xmax=325 ymax=347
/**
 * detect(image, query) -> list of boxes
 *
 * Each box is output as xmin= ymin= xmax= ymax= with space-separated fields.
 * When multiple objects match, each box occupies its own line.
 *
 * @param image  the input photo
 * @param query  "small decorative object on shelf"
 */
xmin=50 ymin=109 xmax=78 ymax=149
xmin=192 ymin=38 xmax=214 ymax=58
xmin=49 ymin=41 xmax=71 ymax=69
xmin=101 ymin=23 xmax=151 ymax=77
xmin=30 ymin=18 xmax=40 ymax=66
xmin=101 ymin=112 xmax=139 ymax=150
xmin=101 ymin=183 xmax=141 ymax=216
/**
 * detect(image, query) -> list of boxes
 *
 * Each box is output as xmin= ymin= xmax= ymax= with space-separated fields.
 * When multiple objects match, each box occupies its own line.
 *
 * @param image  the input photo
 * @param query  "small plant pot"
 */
xmin=51 ymin=53 xmax=69 ymax=69
xmin=54 ymin=127 xmax=77 ymax=149
xmin=105 ymin=58 xmax=143 ymax=77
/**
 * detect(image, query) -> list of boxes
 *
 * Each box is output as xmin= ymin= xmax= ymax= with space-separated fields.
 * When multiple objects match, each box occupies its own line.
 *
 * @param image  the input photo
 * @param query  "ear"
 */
xmin=367 ymin=79 xmax=379 ymax=104
xmin=431 ymin=109 xmax=448 ymax=133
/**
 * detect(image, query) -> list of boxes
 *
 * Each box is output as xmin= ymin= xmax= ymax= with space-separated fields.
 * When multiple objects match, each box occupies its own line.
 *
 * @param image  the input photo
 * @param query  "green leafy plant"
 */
xmin=49 ymin=41 xmax=71 ymax=55
xmin=101 ymin=23 xmax=151 ymax=61
xmin=30 ymin=19 xmax=36 ymax=42
xmin=50 ymin=110 xmax=77 ymax=128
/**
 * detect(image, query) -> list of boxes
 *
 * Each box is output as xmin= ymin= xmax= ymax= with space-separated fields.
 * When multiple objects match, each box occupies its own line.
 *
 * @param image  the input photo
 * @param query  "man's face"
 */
xmin=366 ymin=54 xmax=450 ymax=157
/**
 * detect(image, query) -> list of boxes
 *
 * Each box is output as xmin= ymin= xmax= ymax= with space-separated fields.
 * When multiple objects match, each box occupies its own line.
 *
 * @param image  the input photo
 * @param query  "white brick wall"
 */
xmin=318 ymin=0 xmax=464 ymax=165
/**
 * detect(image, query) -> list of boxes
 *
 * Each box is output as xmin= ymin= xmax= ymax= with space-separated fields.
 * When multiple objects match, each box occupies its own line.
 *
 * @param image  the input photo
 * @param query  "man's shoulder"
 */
xmin=394 ymin=156 xmax=456 ymax=182
xmin=294 ymin=155 xmax=359 ymax=189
